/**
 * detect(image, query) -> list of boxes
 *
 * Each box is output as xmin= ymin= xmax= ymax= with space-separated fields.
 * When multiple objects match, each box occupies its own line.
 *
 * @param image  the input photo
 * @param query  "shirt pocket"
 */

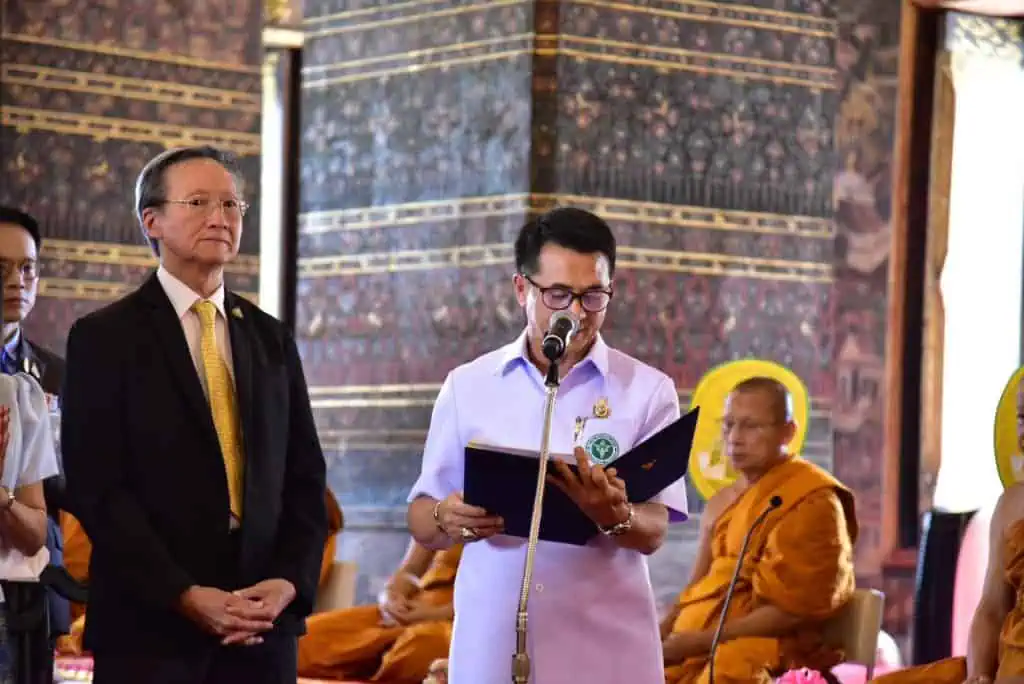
xmin=576 ymin=417 xmax=637 ymax=466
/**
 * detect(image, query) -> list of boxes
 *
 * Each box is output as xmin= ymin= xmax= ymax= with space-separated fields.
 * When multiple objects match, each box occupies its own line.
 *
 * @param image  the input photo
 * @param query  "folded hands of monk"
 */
xmin=383 ymin=602 xmax=451 ymax=627
xmin=548 ymin=447 xmax=630 ymax=529
xmin=662 ymin=630 xmax=713 ymax=665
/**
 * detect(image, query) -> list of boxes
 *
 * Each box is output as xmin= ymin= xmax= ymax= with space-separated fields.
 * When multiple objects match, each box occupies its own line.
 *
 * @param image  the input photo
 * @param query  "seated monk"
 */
xmin=297 ymin=539 xmax=462 ymax=684
xmin=870 ymin=482 xmax=1024 ymax=684
xmin=55 ymin=489 xmax=344 ymax=656
xmin=662 ymin=377 xmax=859 ymax=684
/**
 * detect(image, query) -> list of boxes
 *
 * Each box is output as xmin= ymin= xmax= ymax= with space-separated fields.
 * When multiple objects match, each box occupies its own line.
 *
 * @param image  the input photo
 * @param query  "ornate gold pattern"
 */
xmin=298 ymin=242 xmax=832 ymax=283
xmin=0 ymin=32 xmax=261 ymax=74
xmin=2 ymin=64 xmax=261 ymax=113
xmin=41 ymin=239 xmax=259 ymax=275
xmin=947 ymin=13 xmax=1024 ymax=63
xmin=2 ymin=106 xmax=261 ymax=156
xmin=38 ymin=277 xmax=258 ymax=303
xmin=304 ymin=33 xmax=835 ymax=89
xmin=299 ymin=193 xmax=834 ymax=239
xmin=305 ymin=0 xmax=836 ymax=37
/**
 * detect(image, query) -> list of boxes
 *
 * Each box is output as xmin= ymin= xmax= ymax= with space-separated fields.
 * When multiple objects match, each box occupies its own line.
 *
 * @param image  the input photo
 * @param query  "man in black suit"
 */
xmin=61 ymin=145 xmax=328 ymax=684
xmin=0 ymin=205 xmax=72 ymax=681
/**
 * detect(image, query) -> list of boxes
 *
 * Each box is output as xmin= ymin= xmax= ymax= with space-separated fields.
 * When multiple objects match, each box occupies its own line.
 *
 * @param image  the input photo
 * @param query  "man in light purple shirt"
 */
xmin=407 ymin=207 xmax=689 ymax=684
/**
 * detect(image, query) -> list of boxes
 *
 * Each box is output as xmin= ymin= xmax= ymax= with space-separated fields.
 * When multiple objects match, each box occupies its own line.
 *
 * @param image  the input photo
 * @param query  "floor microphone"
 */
xmin=707 ymin=494 xmax=783 ymax=684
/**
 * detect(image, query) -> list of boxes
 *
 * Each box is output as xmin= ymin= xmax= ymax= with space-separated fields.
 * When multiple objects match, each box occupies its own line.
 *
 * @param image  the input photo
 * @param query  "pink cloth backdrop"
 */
xmin=952 ymin=506 xmax=993 ymax=656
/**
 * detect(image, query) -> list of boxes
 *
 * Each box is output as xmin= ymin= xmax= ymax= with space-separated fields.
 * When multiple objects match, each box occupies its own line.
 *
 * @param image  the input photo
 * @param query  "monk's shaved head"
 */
xmin=730 ymin=376 xmax=793 ymax=425
xmin=722 ymin=375 xmax=798 ymax=478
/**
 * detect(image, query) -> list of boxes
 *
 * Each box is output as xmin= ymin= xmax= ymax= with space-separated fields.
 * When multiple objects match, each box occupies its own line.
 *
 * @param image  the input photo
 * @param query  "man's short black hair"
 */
xmin=134 ymin=145 xmax=242 ymax=255
xmin=514 ymin=207 xmax=617 ymax=277
xmin=0 ymin=205 xmax=42 ymax=250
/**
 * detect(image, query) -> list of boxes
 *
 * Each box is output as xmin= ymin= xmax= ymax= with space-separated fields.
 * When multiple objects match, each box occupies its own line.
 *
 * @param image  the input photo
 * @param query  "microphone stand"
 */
xmin=511 ymin=358 xmax=561 ymax=684
xmin=707 ymin=496 xmax=782 ymax=684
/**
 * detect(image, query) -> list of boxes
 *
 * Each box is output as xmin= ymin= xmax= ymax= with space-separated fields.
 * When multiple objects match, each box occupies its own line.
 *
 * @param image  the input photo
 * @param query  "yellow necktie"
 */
xmin=193 ymin=300 xmax=244 ymax=519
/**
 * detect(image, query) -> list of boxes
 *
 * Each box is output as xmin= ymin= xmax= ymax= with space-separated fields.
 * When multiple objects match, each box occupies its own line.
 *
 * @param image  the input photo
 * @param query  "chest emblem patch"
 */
xmin=585 ymin=433 xmax=620 ymax=465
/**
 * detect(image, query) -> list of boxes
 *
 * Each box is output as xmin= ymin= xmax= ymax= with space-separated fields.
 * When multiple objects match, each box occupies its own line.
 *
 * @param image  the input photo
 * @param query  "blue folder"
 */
xmin=463 ymin=407 xmax=698 ymax=546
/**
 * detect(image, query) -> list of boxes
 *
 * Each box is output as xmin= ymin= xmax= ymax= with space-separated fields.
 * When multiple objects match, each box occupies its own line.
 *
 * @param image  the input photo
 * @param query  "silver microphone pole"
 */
xmin=512 ymin=312 xmax=577 ymax=684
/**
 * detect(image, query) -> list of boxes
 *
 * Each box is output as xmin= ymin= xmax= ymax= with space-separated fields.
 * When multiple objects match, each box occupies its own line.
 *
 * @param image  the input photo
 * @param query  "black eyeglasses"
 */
xmin=521 ymin=274 xmax=613 ymax=313
xmin=0 ymin=259 xmax=37 ymax=282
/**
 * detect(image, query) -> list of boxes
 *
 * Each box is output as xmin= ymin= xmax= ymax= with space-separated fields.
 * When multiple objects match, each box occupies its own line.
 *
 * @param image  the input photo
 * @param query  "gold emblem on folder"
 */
xmin=593 ymin=397 xmax=610 ymax=419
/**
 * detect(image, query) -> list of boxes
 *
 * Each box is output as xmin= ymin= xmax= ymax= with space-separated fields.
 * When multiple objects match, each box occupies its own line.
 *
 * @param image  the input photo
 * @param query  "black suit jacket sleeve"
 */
xmin=61 ymin=317 xmax=195 ymax=610
xmin=271 ymin=331 xmax=327 ymax=617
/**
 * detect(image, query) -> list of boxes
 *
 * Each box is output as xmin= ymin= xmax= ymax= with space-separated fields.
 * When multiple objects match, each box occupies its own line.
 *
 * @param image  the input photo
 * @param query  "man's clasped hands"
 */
xmin=179 ymin=578 xmax=296 ymax=647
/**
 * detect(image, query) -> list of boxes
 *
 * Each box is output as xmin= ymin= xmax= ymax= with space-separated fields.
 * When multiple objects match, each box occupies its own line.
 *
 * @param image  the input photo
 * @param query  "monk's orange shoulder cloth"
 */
xmin=871 ymin=519 xmax=1024 ymax=683
xmin=671 ymin=457 xmax=858 ymax=673
xmin=319 ymin=489 xmax=345 ymax=588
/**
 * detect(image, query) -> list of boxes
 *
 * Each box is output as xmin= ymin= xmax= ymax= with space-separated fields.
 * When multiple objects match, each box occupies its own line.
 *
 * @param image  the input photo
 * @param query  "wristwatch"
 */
xmin=0 ymin=487 xmax=15 ymax=510
xmin=599 ymin=503 xmax=635 ymax=536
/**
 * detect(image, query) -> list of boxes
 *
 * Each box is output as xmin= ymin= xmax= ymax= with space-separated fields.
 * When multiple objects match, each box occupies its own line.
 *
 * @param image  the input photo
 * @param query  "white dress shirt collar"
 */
xmin=156 ymin=266 xmax=227 ymax=321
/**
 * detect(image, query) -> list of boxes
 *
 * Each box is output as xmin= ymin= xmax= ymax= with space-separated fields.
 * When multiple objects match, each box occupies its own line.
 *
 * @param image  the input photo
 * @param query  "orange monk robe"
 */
xmin=297 ymin=544 xmax=463 ymax=684
xmin=319 ymin=489 xmax=344 ymax=589
xmin=665 ymin=457 xmax=859 ymax=684
xmin=870 ymin=519 xmax=1024 ymax=684
xmin=56 ymin=490 xmax=344 ymax=656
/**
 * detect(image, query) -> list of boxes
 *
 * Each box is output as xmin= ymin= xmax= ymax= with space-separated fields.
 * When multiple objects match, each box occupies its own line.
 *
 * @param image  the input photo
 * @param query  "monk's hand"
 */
xmin=435 ymin=492 xmax=504 ymax=542
xmin=395 ymin=603 xmax=452 ymax=626
xmin=662 ymin=630 xmax=713 ymax=665
xmin=549 ymin=447 xmax=630 ymax=529
xmin=178 ymin=586 xmax=276 ymax=643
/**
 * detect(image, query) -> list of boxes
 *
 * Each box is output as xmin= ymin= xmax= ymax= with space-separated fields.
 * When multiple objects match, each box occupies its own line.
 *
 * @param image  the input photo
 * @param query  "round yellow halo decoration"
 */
xmin=992 ymin=365 xmax=1024 ymax=488
xmin=687 ymin=359 xmax=810 ymax=501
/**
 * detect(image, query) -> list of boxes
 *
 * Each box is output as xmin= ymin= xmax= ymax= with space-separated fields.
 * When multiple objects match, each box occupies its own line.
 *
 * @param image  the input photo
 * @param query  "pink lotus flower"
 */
xmin=776 ymin=668 xmax=828 ymax=684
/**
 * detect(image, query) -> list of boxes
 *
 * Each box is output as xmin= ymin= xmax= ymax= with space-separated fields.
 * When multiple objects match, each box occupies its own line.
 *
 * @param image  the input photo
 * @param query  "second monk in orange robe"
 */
xmin=871 ymin=482 xmax=1024 ymax=684
xmin=662 ymin=376 xmax=859 ymax=684
xmin=296 ymin=539 xmax=462 ymax=684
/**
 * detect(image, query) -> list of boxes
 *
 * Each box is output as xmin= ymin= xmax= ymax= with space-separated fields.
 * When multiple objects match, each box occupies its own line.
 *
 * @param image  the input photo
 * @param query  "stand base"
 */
xmin=512 ymin=652 xmax=530 ymax=684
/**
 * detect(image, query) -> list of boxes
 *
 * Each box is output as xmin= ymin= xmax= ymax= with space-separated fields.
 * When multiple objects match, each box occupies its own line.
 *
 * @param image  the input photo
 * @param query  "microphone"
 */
xmin=707 ymin=495 xmax=783 ymax=684
xmin=541 ymin=311 xmax=579 ymax=361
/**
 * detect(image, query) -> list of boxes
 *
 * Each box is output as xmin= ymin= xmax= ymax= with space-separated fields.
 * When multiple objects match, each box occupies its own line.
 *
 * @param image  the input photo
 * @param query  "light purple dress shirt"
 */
xmin=408 ymin=331 xmax=689 ymax=684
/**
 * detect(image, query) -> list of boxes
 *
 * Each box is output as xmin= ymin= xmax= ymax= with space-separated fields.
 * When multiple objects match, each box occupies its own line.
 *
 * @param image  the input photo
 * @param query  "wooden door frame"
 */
xmin=886 ymin=0 xmax=1021 ymax=564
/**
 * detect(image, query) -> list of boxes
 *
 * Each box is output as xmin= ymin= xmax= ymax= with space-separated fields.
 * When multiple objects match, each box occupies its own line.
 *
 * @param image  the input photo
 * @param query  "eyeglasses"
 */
xmin=0 ymin=259 xmax=37 ymax=282
xmin=522 ymin=274 xmax=613 ymax=313
xmin=162 ymin=197 xmax=249 ymax=218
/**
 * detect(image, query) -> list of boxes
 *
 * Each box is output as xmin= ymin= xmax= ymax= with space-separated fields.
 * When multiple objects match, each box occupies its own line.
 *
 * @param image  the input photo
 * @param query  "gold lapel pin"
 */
xmin=231 ymin=307 xmax=244 ymax=319
xmin=593 ymin=397 xmax=610 ymax=419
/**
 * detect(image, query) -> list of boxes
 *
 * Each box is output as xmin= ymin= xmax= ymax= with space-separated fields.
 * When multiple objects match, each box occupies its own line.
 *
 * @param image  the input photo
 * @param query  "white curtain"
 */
xmin=932 ymin=52 xmax=1024 ymax=512
xmin=259 ymin=52 xmax=286 ymax=320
